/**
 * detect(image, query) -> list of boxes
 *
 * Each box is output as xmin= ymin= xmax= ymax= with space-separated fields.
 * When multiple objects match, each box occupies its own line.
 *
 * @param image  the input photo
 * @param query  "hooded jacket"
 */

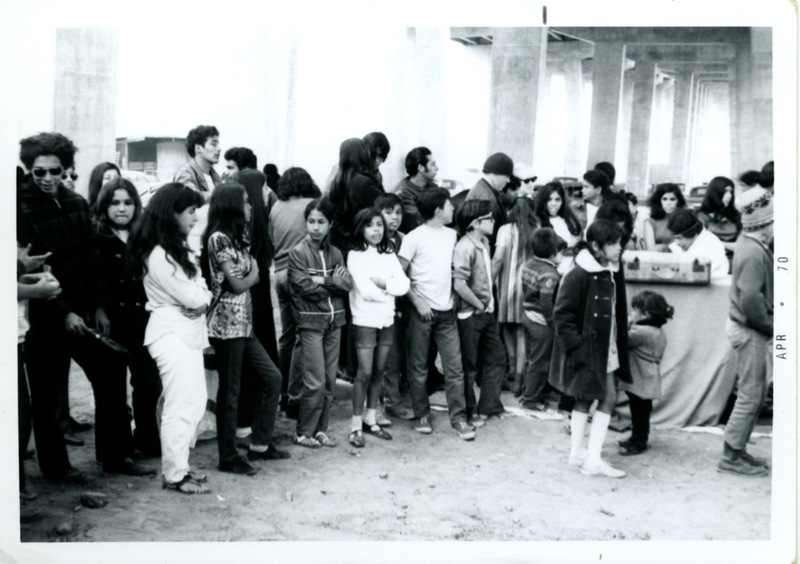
xmin=549 ymin=249 xmax=631 ymax=401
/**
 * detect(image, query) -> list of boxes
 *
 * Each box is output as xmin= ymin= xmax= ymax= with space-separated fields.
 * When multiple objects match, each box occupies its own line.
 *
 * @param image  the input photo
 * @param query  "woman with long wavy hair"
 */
xmin=128 ymin=183 xmax=212 ymax=494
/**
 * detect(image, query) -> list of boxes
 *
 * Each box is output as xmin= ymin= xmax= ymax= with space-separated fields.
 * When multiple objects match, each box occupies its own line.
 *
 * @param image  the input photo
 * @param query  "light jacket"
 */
xmin=288 ymin=236 xmax=352 ymax=330
xmin=173 ymin=159 xmax=221 ymax=193
xmin=618 ymin=322 xmax=667 ymax=400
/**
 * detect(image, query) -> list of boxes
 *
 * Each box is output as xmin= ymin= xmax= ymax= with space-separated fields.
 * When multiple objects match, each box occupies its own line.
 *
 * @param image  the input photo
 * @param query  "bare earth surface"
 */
xmin=18 ymin=366 xmax=772 ymax=544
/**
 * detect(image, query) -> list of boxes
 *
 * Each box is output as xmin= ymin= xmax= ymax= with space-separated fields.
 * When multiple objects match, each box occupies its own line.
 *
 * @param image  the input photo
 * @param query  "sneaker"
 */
xmin=385 ymin=405 xmax=415 ymax=420
xmin=452 ymin=421 xmax=476 ymax=441
xmin=375 ymin=411 xmax=392 ymax=427
xmin=523 ymin=405 xmax=565 ymax=421
xmin=581 ymin=459 xmax=626 ymax=478
xmin=717 ymin=457 xmax=769 ymax=476
xmin=467 ymin=416 xmax=486 ymax=429
xmin=219 ymin=458 xmax=259 ymax=476
xmin=414 ymin=416 xmax=433 ymax=434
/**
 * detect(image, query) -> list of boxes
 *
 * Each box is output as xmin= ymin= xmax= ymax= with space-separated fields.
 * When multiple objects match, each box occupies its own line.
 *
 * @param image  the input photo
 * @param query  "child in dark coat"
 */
xmin=617 ymin=291 xmax=674 ymax=455
xmin=549 ymin=219 xmax=630 ymax=478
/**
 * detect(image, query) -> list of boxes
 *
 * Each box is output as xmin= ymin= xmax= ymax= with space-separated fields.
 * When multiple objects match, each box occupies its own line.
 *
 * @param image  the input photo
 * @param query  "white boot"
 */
xmin=568 ymin=411 xmax=589 ymax=467
xmin=582 ymin=411 xmax=625 ymax=478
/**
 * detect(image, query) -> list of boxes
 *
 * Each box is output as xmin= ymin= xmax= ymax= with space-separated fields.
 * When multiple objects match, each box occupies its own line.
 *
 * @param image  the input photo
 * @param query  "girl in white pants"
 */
xmin=129 ymin=183 xmax=212 ymax=494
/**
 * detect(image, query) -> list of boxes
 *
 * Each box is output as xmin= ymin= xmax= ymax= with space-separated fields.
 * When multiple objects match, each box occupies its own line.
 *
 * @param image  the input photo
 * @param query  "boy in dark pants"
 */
xmin=519 ymin=228 xmax=565 ymax=420
xmin=452 ymin=200 xmax=507 ymax=424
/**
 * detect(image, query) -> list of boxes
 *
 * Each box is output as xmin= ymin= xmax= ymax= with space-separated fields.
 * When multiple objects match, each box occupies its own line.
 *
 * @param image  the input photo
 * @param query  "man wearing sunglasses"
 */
xmin=17 ymin=132 xmax=156 ymax=483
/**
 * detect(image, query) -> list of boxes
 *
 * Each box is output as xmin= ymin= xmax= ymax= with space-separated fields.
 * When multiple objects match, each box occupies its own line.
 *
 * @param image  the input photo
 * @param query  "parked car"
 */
xmin=120 ymin=170 xmax=163 ymax=206
xmin=686 ymin=184 xmax=707 ymax=210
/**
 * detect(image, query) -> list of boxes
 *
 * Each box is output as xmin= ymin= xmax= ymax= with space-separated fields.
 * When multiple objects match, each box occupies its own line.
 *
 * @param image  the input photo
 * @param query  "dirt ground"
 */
xmin=17 ymin=366 xmax=773 ymax=546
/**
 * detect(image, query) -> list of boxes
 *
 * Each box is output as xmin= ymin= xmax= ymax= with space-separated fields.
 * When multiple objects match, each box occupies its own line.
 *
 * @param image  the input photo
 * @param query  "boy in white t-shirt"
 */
xmin=398 ymin=188 xmax=474 ymax=441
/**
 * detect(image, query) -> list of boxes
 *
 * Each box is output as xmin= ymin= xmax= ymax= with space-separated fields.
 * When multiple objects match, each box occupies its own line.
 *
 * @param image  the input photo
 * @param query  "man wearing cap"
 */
xmin=717 ymin=187 xmax=773 ymax=477
xmin=465 ymin=152 xmax=514 ymax=249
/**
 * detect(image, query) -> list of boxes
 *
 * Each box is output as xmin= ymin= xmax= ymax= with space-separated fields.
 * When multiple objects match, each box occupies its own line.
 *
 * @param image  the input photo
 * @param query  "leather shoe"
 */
xmin=247 ymin=445 xmax=291 ymax=461
xmin=69 ymin=417 xmax=93 ymax=433
xmin=44 ymin=467 xmax=86 ymax=484
xmin=63 ymin=433 xmax=84 ymax=447
xmin=104 ymin=457 xmax=158 ymax=476
xmin=219 ymin=458 xmax=259 ymax=476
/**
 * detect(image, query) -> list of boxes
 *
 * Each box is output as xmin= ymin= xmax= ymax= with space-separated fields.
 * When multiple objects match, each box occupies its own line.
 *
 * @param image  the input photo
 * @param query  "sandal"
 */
xmin=349 ymin=430 xmax=365 ymax=448
xmin=162 ymin=474 xmax=210 ymax=495
xmin=314 ymin=432 xmax=337 ymax=447
xmin=363 ymin=422 xmax=393 ymax=440
xmin=187 ymin=470 xmax=208 ymax=483
xmin=294 ymin=435 xmax=322 ymax=449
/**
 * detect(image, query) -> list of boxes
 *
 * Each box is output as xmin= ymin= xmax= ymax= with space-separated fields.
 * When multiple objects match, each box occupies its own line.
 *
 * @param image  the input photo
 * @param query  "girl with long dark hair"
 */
xmin=128 ymin=183 xmax=211 ymax=494
xmin=643 ymin=183 xmax=687 ymax=251
xmin=697 ymin=176 xmax=741 ymax=251
xmin=200 ymin=183 xmax=288 ymax=476
xmin=92 ymin=178 xmax=162 ymax=458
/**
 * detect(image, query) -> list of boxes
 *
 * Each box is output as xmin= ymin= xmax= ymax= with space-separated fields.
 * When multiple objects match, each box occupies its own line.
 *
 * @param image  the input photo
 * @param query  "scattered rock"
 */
xmin=55 ymin=521 xmax=73 ymax=536
xmin=126 ymin=483 xmax=133 ymax=489
xmin=72 ymin=505 xmax=82 ymax=513
xmin=320 ymin=490 xmax=327 ymax=495
xmin=285 ymin=491 xmax=293 ymax=502
xmin=80 ymin=492 xmax=108 ymax=509
xmin=599 ymin=508 xmax=614 ymax=517
xmin=396 ymin=512 xmax=406 ymax=519
xmin=505 ymin=506 xmax=514 ymax=512
xmin=216 ymin=495 xmax=226 ymax=502
xmin=379 ymin=473 xmax=388 ymax=479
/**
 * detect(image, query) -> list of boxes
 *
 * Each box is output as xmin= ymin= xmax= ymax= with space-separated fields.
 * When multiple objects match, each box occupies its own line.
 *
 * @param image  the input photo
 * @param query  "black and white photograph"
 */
xmin=1 ymin=0 xmax=796 ymax=562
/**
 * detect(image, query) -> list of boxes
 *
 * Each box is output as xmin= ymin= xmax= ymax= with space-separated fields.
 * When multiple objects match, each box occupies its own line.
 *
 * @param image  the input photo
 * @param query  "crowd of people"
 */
xmin=16 ymin=126 xmax=775 ymax=502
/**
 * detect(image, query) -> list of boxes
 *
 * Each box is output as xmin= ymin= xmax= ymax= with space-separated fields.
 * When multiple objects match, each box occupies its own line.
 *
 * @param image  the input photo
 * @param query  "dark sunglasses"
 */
xmin=32 ymin=167 xmax=63 ymax=178
xmin=62 ymin=172 xmax=78 ymax=181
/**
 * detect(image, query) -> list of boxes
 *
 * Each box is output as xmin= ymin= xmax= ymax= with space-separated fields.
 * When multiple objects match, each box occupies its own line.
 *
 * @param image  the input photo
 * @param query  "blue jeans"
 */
xmin=210 ymin=336 xmax=281 ymax=464
xmin=521 ymin=318 xmax=554 ymax=409
xmin=296 ymin=325 xmax=341 ymax=438
xmin=458 ymin=312 xmax=506 ymax=417
xmin=405 ymin=305 xmax=466 ymax=424
xmin=723 ymin=319 xmax=770 ymax=450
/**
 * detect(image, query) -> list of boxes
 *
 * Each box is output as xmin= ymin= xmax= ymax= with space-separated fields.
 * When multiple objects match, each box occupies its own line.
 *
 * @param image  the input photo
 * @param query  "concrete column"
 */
xmin=586 ymin=42 xmax=626 ymax=169
xmin=731 ymin=40 xmax=754 ymax=174
xmin=488 ymin=27 xmax=548 ymax=164
xmin=686 ymin=76 xmax=705 ymax=187
xmin=562 ymin=57 xmax=584 ymax=176
xmin=53 ymin=29 xmax=118 ymax=198
xmin=616 ymin=68 xmax=636 ymax=186
xmin=749 ymin=27 xmax=773 ymax=167
xmin=625 ymin=61 xmax=657 ymax=196
xmin=669 ymin=70 xmax=695 ymax=183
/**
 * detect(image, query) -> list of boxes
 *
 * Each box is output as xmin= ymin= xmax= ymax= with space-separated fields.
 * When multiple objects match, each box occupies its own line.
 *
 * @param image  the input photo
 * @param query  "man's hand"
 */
xmin=18 ymin=243 xmax=52 ymax=273
xmin=95 ymin=307 xmax=111 ymax=335
xmin=333 ymin=265 xmax=348 ymax=278
xmin=18 ymin=272 xmax=61 ymax=300
xmin=64 ymin=313 xmax=90 ymax=336
xmin=414 ymin=300 xmax=434 ymax=321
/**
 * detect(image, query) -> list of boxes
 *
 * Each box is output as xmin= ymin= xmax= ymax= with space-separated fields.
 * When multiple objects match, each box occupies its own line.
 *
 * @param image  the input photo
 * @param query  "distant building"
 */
xmin=115 ymin=136 xmax=187 ymax=181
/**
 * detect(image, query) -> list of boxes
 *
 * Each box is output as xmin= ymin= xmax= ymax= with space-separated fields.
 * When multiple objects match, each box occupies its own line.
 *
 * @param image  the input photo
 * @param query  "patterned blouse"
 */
xmin=206 ymin=232 xmax=253 ymax=339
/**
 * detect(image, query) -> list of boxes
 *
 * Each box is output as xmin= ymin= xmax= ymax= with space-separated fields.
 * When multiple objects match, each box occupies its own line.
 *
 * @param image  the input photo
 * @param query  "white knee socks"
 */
xmin=586 ymin=410 xmax=611 ymax=467
xmin=570 ymin=411 xmax=589 ymax=458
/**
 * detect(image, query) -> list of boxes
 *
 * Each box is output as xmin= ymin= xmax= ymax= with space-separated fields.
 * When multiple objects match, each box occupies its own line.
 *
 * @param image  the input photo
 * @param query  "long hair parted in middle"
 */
xmin=506 ymin=196 xmax=540 ymax=263
xmin=93 ymin=177 xmax=143 ymax=237
xmin=127 ymin=182 xmax=204 ymax=279
xmin=534 ymin=181 xmax=583 ymax=236
xmin=233 ymin=169 xmax=274 ymax=267
xmin=350 ymin=207 xmax=391 ymax=254
xmin=200 ymin=182 xmax=251 ymax=286
xmin=329 ymin=138 xmax=372 ymax=219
